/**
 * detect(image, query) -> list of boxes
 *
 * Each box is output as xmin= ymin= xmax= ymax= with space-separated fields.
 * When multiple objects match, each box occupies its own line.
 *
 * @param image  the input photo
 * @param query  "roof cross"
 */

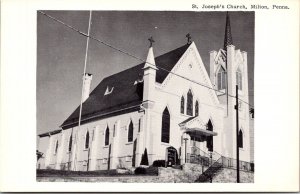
xmin=148 ymin=36 xmax=155 ymax=47
xmin=186 ymin=33 xmax=192 ymax=44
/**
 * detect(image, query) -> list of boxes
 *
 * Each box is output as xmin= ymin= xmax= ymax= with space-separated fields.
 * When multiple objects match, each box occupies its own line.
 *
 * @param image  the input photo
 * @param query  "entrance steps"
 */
xmin=196 ymin=160 xmax=223 ymax=182
xmin=188 ymin=148 xmax=254 ymax=183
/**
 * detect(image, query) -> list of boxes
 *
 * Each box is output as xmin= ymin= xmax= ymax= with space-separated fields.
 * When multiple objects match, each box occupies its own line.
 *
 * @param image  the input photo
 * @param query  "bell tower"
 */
xmin=209 ymin=12 xmax=251 ymax=162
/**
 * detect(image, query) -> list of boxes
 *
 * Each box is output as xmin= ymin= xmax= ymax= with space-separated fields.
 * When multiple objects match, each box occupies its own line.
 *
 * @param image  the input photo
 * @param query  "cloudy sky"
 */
xmin=37 ymin=11 xmax=254 ymax=134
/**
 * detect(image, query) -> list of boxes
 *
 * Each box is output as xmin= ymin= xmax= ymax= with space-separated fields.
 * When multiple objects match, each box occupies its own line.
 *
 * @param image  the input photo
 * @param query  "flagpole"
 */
xmin=72 ymin=10 xmax=92 ymax=171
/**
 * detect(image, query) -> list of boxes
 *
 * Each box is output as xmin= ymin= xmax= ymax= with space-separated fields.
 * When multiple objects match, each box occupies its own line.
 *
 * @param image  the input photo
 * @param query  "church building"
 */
xmin=37 ymin=13 xmax=253 ymax=171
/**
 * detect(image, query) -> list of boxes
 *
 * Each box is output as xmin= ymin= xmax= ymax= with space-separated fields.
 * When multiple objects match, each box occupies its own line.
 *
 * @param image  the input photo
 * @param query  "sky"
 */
xmin=37 ymin=11 xmax=254 ymax=135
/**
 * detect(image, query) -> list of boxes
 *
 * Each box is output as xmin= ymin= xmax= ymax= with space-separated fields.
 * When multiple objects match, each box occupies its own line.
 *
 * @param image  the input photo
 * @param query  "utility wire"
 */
xmin=38 ymin=10 xmax=254 ymax=108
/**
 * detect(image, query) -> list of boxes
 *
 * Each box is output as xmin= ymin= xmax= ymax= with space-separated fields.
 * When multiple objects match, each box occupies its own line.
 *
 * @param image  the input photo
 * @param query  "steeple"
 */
xmin=143 ymin=36 xmax=157 ymax=109
xmin=223 ymin=12 xmax=233 ymax=50
xmin=144 ymin=37 xmax=157 ymax=69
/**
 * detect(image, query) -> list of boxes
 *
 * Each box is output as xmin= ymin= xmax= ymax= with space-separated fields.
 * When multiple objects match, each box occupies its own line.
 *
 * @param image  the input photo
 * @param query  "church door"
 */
xmin=166 ymin=147 xmax=178 ymax=166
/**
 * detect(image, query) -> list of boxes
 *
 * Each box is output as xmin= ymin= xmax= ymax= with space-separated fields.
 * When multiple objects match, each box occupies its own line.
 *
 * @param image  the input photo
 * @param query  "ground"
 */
xmin=36 ymin=164 xmax=254 ymax=183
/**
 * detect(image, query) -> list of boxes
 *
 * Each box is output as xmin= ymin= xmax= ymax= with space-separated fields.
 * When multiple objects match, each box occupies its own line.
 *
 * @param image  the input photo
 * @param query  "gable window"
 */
xmin=238 ymin=130 xmax=243 ymax=148
xmin=54 ymin=140 xmax=58 ymax=154
xmin=217 ymin=66 xmax=226 ymax=90
xmin=128 ymin=120 xmax=134 ymax=142
xmin=161 ymin=107 xmax=170 ymax=143
xmin=195 ymin=100 xmax=199 ymax=116
xmin=68 ymin=135 xmax=72 ymax=152
xmin=187 ymin=89 xmax=193 ymax=116
xmin=180 ymin=96 xmax=185 ymax=114
xmin=236 ymin=68 xmax=242 ymax=90
xmin=105 ymin=127 xmax=110 ymax=146
xmin=206 ymin=120 xmax=213 ymax=152
xmin=104 ymin=86 xmax=114 ymax=95
xmin=134 ymin=78 xmax=143 ymax=85
xmin=85 ymin=131 xmax=89 ymax=149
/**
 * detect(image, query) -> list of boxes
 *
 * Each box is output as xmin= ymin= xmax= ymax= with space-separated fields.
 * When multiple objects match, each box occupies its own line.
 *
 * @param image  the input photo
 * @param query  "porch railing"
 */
xmin=187 ymin=146 xmax=254 ymax=172
xmin=220 ymin=156 xmax=253 ymax=172
xmin=187 ymin=146 xmax=211 ymax=166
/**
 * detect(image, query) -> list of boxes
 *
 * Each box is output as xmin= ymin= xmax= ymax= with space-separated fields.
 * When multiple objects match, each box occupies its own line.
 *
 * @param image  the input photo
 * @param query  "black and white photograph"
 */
xmin=0 ymin=0 xmax=299 ymax=192
xmin=36 ymin=11 xmax=255 ymax=183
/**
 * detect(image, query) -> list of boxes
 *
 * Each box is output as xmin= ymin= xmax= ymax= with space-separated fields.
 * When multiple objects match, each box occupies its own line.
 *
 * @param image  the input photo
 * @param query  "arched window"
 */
xmin=113 ymin=124 xmax=116 ymax=137
xmin=217 ymin=66 xmax=226 ymax=90
xmin=238 ymin=130 xmax=243 ymax=148
xmin=206 ymin=120 xmax=213 ymax=151
xmin=207 ymin=120 xmax=213 ymax=131
xmin=54 ymin=140 xmax=58 ymax=154
xmin=128 ymin=120 xmax=134 ymax=142
xmin=85 ymin=131 xmax=89 ymax=149
xmin=161 ymin=107 xmax=170 ymax=143
xmin=68 ymin=135 xmax=72 ymax=152
xmin=187 ymin=89 xmax=193 ymax=116
xmin=138 ymin=119 xmax=141 ymax=132
xmin=195 ymin=100 xmax=199 ymax=116
xmin=105 ymin=127 xmax=110 ymax=146
xmin=180 ymin=96 xmax=185 ymax=114
xmin=236 ymin=68 xmax=242 ymax=90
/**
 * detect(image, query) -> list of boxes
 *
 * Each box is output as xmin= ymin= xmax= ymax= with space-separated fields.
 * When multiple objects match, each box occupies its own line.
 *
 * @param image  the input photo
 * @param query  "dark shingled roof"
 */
xmin=61 ymin=44 xmax=190 ymax=128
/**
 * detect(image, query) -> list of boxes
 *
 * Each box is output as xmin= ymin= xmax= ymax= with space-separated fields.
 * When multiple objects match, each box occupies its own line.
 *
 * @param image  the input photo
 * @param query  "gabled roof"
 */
xmin=61 ymin=44 xmax=190 ymax=128
xmin=178 ymin=116 xmax=218 ymax=137
xmin=179 ymin=116 xmax=197 ymax=126
xmin=155 ymin=44 xmax=190 ymax=83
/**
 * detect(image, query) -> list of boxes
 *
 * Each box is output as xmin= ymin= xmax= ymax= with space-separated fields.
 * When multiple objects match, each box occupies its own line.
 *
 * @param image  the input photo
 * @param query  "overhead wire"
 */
xmin=38 ymin=10 xmax=254 ymax=108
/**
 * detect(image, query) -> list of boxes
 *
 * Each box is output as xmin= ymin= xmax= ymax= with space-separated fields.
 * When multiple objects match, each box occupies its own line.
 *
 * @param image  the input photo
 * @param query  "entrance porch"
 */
xmin=179 ymin=117 xmax=217 ymax=165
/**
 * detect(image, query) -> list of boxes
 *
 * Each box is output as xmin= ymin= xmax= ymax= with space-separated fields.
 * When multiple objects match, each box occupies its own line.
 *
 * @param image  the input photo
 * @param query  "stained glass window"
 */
xmin=187 ymin=89 xmax=193 ymax=116
xmin=128 ymin=120 xmax=133 ymax=142
xmin=206 ymin=120 xmax=213 ymax=151
xmin=236 ymin=68 xmax=242 ymax=90
xmin=105 ymin=127 xmax=109 ymax=146
xmin=195 ymin=100 xmax=199 ymax=116
xmin=161 ymin=107 xmax=170 ymax=143
xmin=68 ymin=135 xmax=72 ymax=152
xmin=217 ymin=66 xmax=226 ymax=90
xmin=85 ymin=131 xmax=89 ymax=149
xmin=180 ymin=96 xmax=185 ymax=114
xmin=238 ymin=130 xmax=243 ymax=148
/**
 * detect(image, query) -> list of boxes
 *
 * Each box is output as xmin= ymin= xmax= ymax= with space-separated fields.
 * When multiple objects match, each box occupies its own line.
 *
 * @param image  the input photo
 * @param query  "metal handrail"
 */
xmin=220 ymin=156 xmax=253 ymax=172
xmin=196 ymin=155 xmax=223 ymax=182
xmin=209 ymin=149 xmax=253 ymax=172
xmin=187 ymin=146 xmax=254 ymax=172
xmin=190 ymin=146 xmax=210 ymax=157
xmin=188 ymin=146 xmax=211 ymax=166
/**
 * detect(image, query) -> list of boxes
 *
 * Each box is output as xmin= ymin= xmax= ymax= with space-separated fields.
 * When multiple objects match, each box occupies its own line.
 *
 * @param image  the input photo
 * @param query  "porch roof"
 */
xmin=185 ymin=127 xmax=218 ymax=137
